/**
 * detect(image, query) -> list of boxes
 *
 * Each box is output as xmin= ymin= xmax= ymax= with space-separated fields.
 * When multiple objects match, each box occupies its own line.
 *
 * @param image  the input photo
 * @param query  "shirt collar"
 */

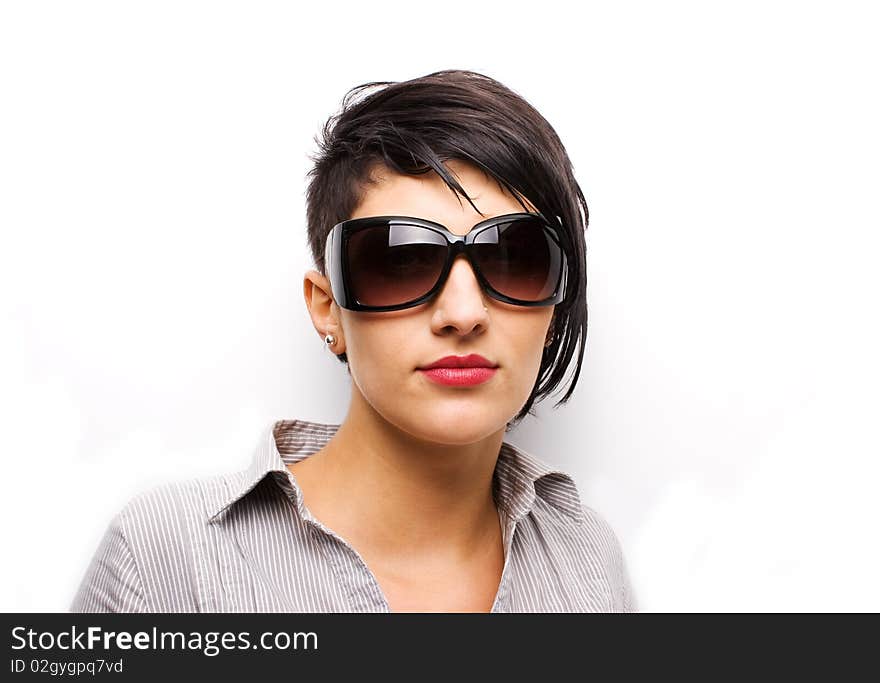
xmin=206 ymin=418 xmax=585 ymax=524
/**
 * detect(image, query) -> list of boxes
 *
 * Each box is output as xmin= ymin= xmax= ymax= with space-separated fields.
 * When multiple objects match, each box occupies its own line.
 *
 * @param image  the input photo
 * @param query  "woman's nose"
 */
xmin=430 ymin=254 xmax=490 ymax=330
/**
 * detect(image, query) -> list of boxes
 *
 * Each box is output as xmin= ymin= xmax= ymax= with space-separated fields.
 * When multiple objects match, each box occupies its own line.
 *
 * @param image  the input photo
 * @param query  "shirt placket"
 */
xmin=304 ymin=516 xmax=390 ymax=612
xmin=489 ymin=507 xmax=518 ymax=613
xmin=279 ymin=470 xmax=389 ymax=612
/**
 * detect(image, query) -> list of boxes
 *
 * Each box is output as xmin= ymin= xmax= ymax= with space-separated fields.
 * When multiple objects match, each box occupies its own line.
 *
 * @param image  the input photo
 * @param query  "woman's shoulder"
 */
xmin=70 ymin=471 xmax=235 ymax=613
xmin=529 ymin=495 xmax=627 ymax=561
xmin=99 ymin=470 xmax=236 ymax=563
xmin=576 ymin=503 xmax=625 ymax=549
xmin=574 ymin=503 xmax=638 ymax=612
xmin=111 ymin=468 xmax=240 ymax=540
xmin=497 ymin=439 xmax=637 ymax=611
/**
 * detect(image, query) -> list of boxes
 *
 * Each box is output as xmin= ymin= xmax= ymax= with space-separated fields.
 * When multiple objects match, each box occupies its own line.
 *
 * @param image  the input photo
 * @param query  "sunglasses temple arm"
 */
xmin=324 ymin=227 xmax=345 ymax=308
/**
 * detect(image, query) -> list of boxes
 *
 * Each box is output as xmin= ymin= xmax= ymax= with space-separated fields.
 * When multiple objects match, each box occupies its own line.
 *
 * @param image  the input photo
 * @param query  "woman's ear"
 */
xmin=303 ymin=269 xmax=344 ymax=351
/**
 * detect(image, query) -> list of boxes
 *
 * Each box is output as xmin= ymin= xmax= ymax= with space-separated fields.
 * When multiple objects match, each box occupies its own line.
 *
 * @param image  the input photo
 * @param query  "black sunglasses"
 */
xmin=324 ymin=212 xmax=568 ymax=312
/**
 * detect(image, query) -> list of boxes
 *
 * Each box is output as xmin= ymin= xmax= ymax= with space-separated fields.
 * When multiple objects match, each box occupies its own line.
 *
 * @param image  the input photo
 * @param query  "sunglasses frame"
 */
xmin=324 ymin=211 xmax=569 ymax=312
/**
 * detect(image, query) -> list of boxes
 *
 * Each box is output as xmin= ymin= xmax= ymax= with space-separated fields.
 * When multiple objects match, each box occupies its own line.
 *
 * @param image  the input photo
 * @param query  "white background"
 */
xmin=2 ymin=1 xmax=878 ymax=612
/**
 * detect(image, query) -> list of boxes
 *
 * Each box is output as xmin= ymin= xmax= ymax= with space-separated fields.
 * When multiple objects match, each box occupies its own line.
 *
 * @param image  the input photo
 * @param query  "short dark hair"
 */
xmin=304 ymin=69 xmax=589 ymax=431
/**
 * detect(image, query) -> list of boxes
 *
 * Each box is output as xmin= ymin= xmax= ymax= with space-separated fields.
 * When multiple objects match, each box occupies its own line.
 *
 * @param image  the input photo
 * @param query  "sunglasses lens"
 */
xmin=473 ymin=217 xmax=563 ymax=302
xmin=344 ymin=216 xmax=564 ymax=308
xmin=347 ymin=224 xmax=447 ymax=307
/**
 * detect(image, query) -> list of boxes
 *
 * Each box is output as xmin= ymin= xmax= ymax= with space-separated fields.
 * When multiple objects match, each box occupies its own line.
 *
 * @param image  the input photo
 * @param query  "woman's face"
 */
xmin=306 ymin=160 xmax=555 ymax=445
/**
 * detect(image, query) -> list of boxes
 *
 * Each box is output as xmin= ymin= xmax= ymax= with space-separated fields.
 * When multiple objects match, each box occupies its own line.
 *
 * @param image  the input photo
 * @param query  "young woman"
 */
xmin=71 ymin=69 xmax=636 ymax=613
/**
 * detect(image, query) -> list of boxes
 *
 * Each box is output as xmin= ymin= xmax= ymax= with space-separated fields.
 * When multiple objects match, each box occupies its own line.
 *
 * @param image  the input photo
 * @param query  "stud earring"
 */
xmin=324 ymin=333 xmax=336 ymax=348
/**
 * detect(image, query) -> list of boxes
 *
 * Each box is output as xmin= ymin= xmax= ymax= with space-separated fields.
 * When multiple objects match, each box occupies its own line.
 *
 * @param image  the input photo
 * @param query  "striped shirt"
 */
xmin=70 ymin=418 xmax=636 ymax=612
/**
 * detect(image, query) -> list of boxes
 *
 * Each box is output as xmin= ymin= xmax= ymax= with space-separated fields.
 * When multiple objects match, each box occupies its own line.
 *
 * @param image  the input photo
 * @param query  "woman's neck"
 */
xmin=287 ymin=393 xmax=505 ymax=563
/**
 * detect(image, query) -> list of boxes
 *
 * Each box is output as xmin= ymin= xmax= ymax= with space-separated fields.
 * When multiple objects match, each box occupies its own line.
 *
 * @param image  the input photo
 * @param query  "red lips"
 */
xmin=419 ymin=354 xmax=498 ymax=370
